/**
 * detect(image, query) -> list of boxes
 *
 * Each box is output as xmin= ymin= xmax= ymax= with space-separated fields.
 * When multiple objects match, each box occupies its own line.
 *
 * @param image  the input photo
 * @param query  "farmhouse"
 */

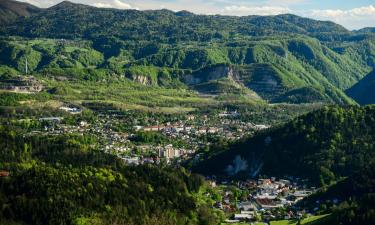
xmin=0 ymin=171 xmax=10 ymax=177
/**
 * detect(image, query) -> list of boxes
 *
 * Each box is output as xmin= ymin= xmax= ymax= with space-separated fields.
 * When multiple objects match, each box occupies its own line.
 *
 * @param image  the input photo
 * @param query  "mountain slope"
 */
xmin=192 ymin=105 xmax=375 ymax=185
xmin=2 ymin=1 xmax=351 ymax=41
xmin=346 ymin=70 xmax=375 ymax=105
xmin=0 ymin=0 xmax=41 ymax=24
xmin=0 ymin=126 xmax=221 ymax=225
xmin=0 ymin=0 xmax=374 ymax=104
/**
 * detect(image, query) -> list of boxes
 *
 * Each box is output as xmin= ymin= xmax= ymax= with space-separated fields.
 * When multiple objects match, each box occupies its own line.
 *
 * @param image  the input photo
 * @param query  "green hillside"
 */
xmin=0 ymin=35 xmax=371 ymax=104
xmin=192 ymin=105 xmax=375 ymax=185
xmin=0 ymin=0 xmax=374 ymax=104
xmin=0 ymin=125 xmax=223 ymax=225
xmin=299 ymin=166 xmax=375 ymax=225
xmin=346 ymin=70 xmax=375 ymax=105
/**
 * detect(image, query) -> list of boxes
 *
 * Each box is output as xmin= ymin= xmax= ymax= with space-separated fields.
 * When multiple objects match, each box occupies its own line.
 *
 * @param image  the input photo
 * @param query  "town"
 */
xmin=16 ymin=106 xmax=321 ymax=224
xmin=31 ymin=107 xmax=270 ymax=165
xmin=209 ymin=177 xmax=317 ymax=224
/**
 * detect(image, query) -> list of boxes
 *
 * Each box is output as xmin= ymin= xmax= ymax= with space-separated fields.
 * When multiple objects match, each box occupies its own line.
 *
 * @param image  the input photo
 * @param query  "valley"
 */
xmin=0 ymin=0 xmax=374 ymax=225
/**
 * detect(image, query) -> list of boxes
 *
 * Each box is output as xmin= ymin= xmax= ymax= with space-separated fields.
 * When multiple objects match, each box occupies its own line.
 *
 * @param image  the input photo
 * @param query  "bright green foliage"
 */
xmin=0 ymin=125 xmax=220 ymax=225
xmin=0 ymin=1 xmax=375 ymax=104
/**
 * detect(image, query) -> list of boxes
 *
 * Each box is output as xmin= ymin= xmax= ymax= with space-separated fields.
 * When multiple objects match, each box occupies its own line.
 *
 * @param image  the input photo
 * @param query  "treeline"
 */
xmin=1 ymin=2 xmax=355 ymax=42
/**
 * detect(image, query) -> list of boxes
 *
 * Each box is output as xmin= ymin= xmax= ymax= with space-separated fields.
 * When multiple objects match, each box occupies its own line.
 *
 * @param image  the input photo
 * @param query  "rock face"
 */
xmin=126 ymin=74 xmax=153 ymax=86
xmin=184 ymin=65 xmax=234 ymax=85
xmin=184 ymin=64 xmax=286 ymax=101
xmin=234 ymin=64 xmax=285 ymax=100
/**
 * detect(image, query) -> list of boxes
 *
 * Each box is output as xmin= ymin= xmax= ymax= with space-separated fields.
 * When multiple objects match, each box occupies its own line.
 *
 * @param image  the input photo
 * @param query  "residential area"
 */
xmin=207 ymin=177 xmax=318 ymax=224
xmin=27 ymin=108 xmax=271 ymax=165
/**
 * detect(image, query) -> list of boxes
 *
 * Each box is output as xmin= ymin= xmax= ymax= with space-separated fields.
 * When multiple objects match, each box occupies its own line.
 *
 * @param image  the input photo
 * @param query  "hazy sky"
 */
xmin=19 ymin=0 xmax=375 ymax=30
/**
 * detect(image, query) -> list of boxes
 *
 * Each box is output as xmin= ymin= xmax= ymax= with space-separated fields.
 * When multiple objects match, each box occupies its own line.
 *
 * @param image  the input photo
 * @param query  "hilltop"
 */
xmin=0 ymin=0 xmax=40 ymax=24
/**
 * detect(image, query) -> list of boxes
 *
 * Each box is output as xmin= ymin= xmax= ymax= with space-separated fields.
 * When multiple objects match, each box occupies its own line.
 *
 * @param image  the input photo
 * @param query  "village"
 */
xmin=31 ymin=107 xmax=271 ymax=165
xmin=208 ymin=177 xmax=317 ymax=224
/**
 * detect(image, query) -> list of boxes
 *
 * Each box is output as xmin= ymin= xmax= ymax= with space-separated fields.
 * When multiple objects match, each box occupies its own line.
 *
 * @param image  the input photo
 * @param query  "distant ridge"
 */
xmin=0 ymin=0 xmax=374 ymax=105
xmin=0 ymin=0 xmax=41 ymax=24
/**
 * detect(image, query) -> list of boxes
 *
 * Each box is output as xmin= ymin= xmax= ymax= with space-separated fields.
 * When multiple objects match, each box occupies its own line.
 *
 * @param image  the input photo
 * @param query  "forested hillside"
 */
xmin=0 ymin=0 xmax=374 ymax=104
xmin=300 ymin=166 xmax=375 ymax=225
xmin=0 ymin=125 xmax=222 ymax=225
xmin=0 ymin=0 xmax=40 ymax=24
xmin=192 ymin=105 xmax=375 ymax=185
xmin=346 ymin=70 xmax=375 ymax=105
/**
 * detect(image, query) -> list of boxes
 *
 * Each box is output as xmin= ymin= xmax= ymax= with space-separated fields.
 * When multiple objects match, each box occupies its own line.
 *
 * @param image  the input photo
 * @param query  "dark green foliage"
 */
xmin=346 ymin=70 xmax=375 ymax=105
xmin=274 ymin=87 xmax=327 ymax=103
xmin=0 ymin=93 xmax=30 ymax=106
xmin=130 ymin=131 xmax=188 ymax=147
xmin=301 ymin=166 xmax=375 ymax=225
xmin=0 ymin=0 xmax=40 ymax=25
xmin=193 ymin=106 xmax=375 ymax=185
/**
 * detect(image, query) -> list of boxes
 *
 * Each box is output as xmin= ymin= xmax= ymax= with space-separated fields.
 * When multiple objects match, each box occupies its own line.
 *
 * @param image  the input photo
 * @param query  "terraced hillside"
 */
xmin=0 ymin=0 xmax=375 ymax=104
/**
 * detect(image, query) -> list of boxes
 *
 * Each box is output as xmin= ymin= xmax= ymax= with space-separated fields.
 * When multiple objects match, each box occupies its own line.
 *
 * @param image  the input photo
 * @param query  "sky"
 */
xmin=18 ymin=0 xmax=375 ymax=30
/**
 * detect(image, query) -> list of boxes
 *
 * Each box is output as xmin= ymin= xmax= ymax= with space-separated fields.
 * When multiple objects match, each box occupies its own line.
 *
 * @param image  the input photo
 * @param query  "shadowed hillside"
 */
xmin=0 ymin=0 xmax=40 ymax=24
xmin=346 ymin=70 xmax=375 ymax=105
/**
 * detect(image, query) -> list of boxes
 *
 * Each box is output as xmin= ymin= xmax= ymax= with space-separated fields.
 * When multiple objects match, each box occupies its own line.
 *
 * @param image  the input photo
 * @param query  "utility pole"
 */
xmin=25 ymin=57 xmax=28 ymax=75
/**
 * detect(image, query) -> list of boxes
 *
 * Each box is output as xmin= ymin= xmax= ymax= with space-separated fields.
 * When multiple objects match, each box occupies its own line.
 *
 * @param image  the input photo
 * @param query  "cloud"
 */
xmin=21 ymin=0 xmax=55 ymax=7
xmin=92 ymin=0 xmax=136 ymax=9
xmin=221 ymin=5 xmax=291 ymax=16
xmin=306 ymin=5 xmax=375 ymax=30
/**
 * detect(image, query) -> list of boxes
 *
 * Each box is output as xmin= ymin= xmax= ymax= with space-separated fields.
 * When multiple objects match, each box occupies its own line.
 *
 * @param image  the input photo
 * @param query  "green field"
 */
xmin=221 ymin=214 xmax=329 ymax=225
xmin=270 ymin=215 xmax=330 ymax=225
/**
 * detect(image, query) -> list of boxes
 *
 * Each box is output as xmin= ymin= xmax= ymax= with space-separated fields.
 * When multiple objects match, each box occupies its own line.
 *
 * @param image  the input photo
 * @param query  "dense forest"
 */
xmin=0 ymin=125 xmax=222 ymax=225
xmin=300 ymin=166 xmax=375 ymax=225
xmin=193 ymin=105 xmax=375 ymax=185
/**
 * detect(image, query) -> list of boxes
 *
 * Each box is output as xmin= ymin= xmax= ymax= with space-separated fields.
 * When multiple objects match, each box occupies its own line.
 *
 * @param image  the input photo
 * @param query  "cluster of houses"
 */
xmin=0 ymin=76 xmax=43 ymax=93
xmin=116 ymin=144 xmax=194 ymax=165
xmin=29 ymin=110 xmax=271 ymax=166
xmin=212 ymin=178 xmax=315 ymax=223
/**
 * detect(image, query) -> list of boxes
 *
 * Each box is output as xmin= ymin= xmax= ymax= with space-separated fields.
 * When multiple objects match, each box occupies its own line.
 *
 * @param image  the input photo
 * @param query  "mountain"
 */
xmin=357 ymin=27 xmax=375 ymax=33
xmin=346 ymin=70 xmax=375 ymax=105
xmin=3 ymin=1 xmax=350 ymax=41
xmin=0 ymin=0 xmax=41 ymax=24
xmin=192 ymin=105 xmax=375 ymax=185
xmin=0 ymin=0 xmax=375 ymax=104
